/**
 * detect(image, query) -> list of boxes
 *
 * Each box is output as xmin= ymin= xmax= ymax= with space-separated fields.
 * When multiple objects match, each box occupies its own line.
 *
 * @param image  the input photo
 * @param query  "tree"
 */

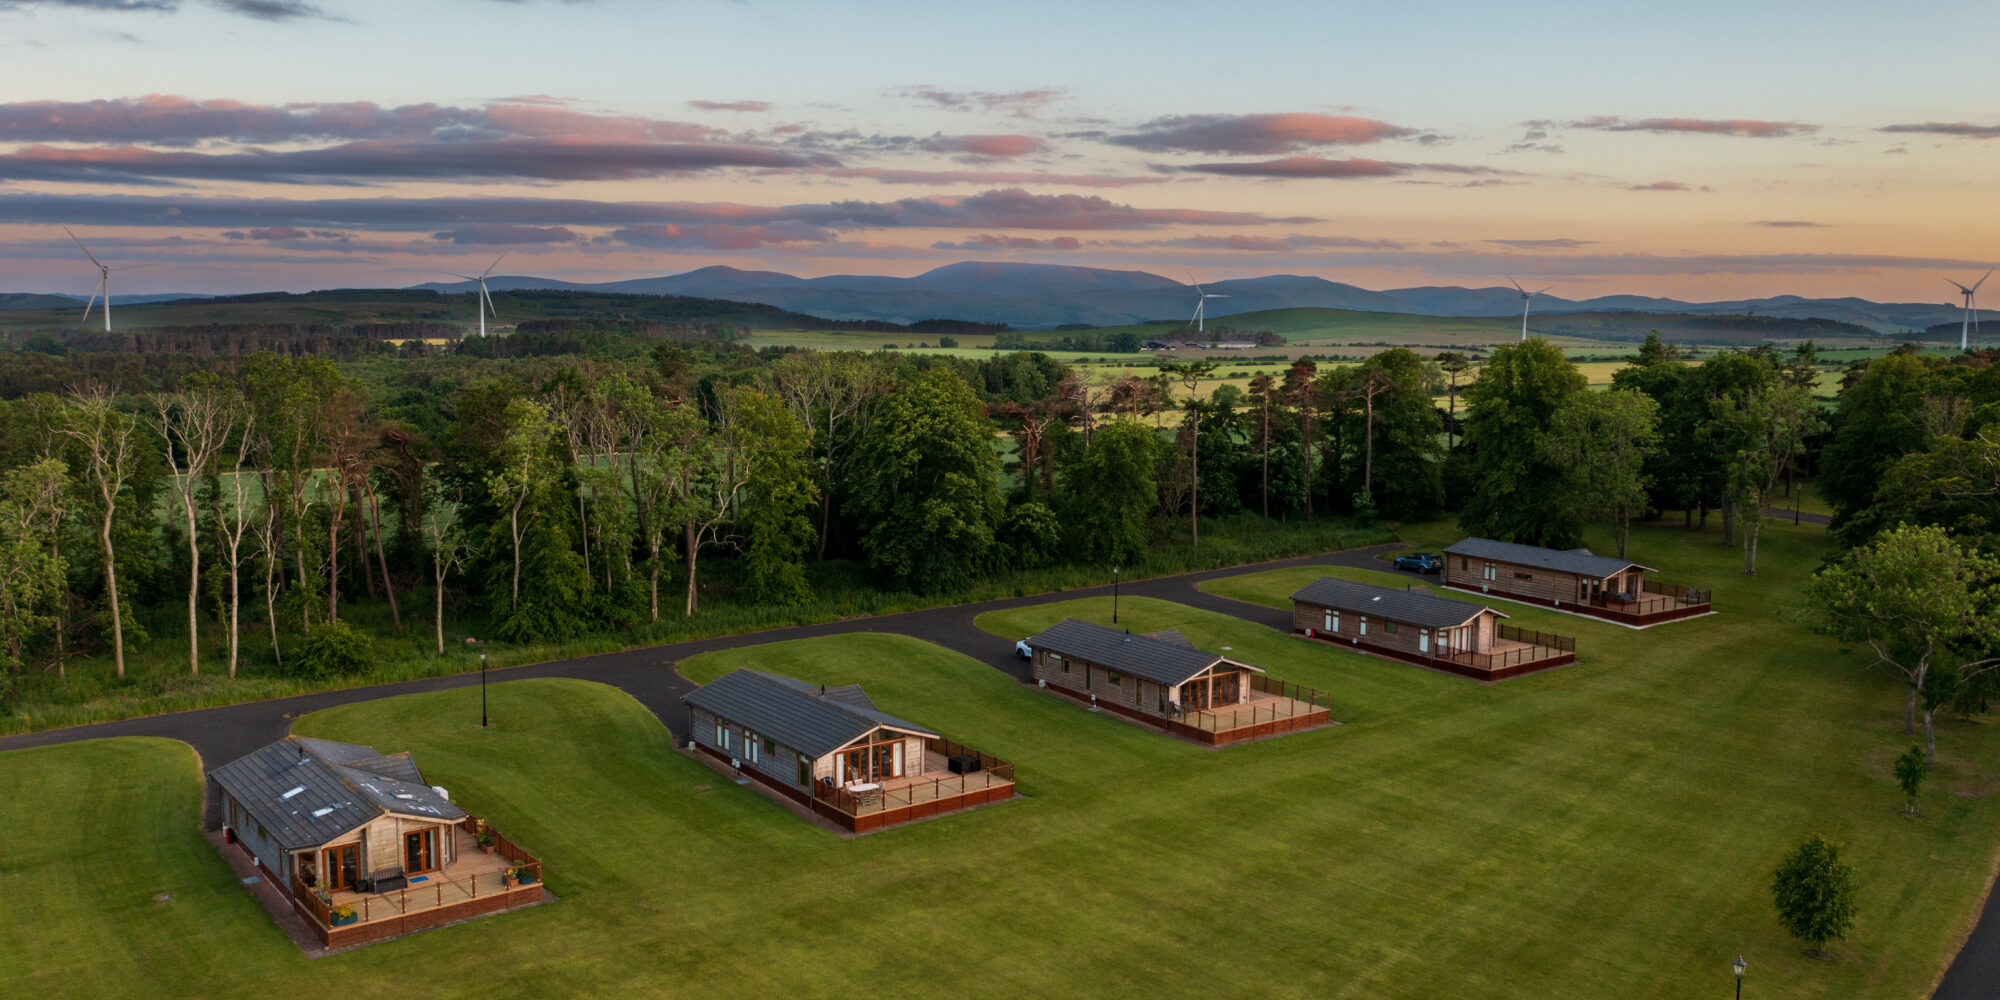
xmin=151 ymin=373 xmax=242 ymax=676
xmin=1802 ymin=524 xmax=2000 ymax=759
xmin=1893 ymin=744 xmax=1929 ymax=816
xmin=1060 ymin=418 xmax=1159 ymax=566
xmin=424 ymin=485 xmax=473 ymax=655
xmin=1821 ymin=352 xmax=1936 ymax=525
xmin=0 ymin=459 xmax=68 ymax=673
xmin=55 ymin=386 xmax=141 ymax=677
xmin=999 ymin=501 xmax=1062 ymax=569
xmin=1353 ymin=349 xmax=1444 ymax=521
xmin=1281 ymin=360 xmax=1319 ymax=518
xmin=848 ymin=368 xmax=1001 ymax=594
xmin=1159 ymin=360 xmax=1219 ymax=544
xmin=736 ymin=389 xmax=818 ymax=606
xmin=1435 ymin=352 xmax=1475 ymax=453
xmin=1542 ymin=389 xmax=1659 ymax=558
xmin=485 ymin=398 xmax=562 ymax=612
xmin=1458 ymin=339 xmax=1590 ymax=547
xmin=1712 ymin=383 xmax=1822 ymax=573
xmin=771 ymin=352 xmax=884 ymax=557
xmin=1770 ymin=834 xmax=1858 ymax=958
xmin=1247 ymin=372 xmax=1275 ymax=516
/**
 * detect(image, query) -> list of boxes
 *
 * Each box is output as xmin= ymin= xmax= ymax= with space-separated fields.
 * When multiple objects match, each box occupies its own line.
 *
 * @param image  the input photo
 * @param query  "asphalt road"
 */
xmin=7 ymin=534 xmax=1989 ymax=999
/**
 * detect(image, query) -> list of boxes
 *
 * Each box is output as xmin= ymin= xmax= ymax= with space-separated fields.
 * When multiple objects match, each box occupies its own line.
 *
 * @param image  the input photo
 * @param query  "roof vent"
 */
xmin=281 ymin=785 xmax=306 ymax=800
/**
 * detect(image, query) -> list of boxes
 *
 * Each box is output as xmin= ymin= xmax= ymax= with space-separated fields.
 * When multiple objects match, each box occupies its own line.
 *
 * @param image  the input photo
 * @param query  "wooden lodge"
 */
xmin=1440 ymin=537 xmax=1713 ymax=627
xmin=209 ymin=737 xmax=545 ymax=950
xmin=1289 ymin=576 xmax=1576 ymax=681
xmin=683 ymin=669 xmax=1016 ymax=833
xmin=1023 ymin=618 xmax=1332 ymax=745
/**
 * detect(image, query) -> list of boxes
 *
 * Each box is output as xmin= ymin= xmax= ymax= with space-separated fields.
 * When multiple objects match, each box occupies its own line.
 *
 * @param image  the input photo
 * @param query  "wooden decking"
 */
xmin=289 ymin=819 xmax=546 ymax=949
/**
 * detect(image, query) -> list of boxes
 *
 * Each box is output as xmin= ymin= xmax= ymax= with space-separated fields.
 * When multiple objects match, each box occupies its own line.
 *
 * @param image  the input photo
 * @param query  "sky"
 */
xmin=1 ymin=0 xmax=1996 ymax=303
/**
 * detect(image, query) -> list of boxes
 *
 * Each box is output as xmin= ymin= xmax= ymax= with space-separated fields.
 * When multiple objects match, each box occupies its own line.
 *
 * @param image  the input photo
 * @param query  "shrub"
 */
xmin=289 ymin=620 xmax=372 ymax=680
xmin=1771 ymin=834 xmax=1858 ymax=957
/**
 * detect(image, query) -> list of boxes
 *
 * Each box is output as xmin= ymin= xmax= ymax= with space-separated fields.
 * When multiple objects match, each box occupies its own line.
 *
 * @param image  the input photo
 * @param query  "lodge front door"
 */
xmin=324 ymin=843 xmax=359 ymax=891
xmin=405 ymin=828 xmax=438 ymax=874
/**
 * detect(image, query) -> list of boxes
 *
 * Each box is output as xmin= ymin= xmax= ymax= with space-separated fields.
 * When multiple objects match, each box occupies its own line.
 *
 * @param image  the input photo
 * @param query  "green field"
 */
xmin=5 ymin=517 xmax=1998 ymax=998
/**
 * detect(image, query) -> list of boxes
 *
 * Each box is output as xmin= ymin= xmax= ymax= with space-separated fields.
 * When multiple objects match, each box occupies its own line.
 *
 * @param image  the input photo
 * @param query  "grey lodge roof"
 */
xmin=1445 ymin=537 xmax=1655 ymax=579
xmin=683 ymin=669 xmax=938 ymax=759
xmin=1026 ymin=618 xmax=1258 ymax=687
xmin=209 ymin=736 xmax=466 ymax=852
xmin=1289 ymin=576 xmax=1503 ymax=630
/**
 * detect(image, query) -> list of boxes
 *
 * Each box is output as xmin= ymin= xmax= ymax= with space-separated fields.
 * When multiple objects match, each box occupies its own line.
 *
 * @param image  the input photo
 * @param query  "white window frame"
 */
xmin=746 ymin=732 xmax=760 ymax=764
xmin=1323 ymin=611 xmax=1334 ymax=631
xmin=1359 ymin=616 xmax=1368 ymax=637
xmin=1418 ymin=629 xmax=1430 ymax=653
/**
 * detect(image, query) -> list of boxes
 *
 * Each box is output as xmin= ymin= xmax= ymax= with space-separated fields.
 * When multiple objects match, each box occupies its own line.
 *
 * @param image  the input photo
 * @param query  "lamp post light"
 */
xmin=479 ymin=648 xmax=489 ymax=729
xmin=1733 ymin=956 xmax=1746 ymax=1000
xmin=1112 ymin=565 xmax=1121 ymax=624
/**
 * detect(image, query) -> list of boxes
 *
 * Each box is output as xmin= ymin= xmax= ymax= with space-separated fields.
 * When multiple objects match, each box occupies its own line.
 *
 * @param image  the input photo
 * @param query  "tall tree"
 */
xmin=1282 ymin=360 xmax=1319 ymax=518
xmin=1435 ymin=352 xmax=1475 ymax=452
xmin=1802 ymin=524 xmax=2000 ymax=759
xmin=0 ymin=459 xmax=68 ymax=674
xmin=56 ymin=386 xmax=142 ymax=677
xmin=214 ymin=404 xmax=258 ymax=679
xmin=771 ymin=352 xmax=884 ymax=556
xmin=1247 ymin=372 xmax=1275 ymax=517
xmin=1712 ymin=383 xmax=1823 ymax=573
xmin=485 ymin=397 xmax=563 ymax=612
xmin=1458 ymin=339 xmax=1590 ymax=547
xmin=1353 ymin=349 xmax=1444 ymax=521
xmin=1542 ymin=389 xmax=1660 ymax=558
xmin=424 ymin=484 xmax=473 ymax=655
xmin=151 ymin=372 xmax=242 ymax=676
xmin=1159 ymin=360 xmax=1218 ymax=544
xmin=1060 ymin=418 xmax=1159 ymax=566
xmin=848 ymin=367 xmax=1002 ymax=594
xmin=1820 ymin=351 xmax=1936 ymax=526
xmin=735 ymin=389 xmax=819 ymax=606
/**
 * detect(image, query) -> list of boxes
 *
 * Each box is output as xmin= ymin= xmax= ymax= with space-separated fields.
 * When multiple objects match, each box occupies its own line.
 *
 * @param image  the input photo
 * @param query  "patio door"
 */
xmin=405 ymin=828 xmax=438 ymax=874
xmin=324 ymin=843 xmax=359 ymax=891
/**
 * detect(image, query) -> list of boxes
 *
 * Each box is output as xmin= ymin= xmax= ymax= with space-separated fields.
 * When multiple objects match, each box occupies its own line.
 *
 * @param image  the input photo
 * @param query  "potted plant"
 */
xmin=514 ymin=864 xmax=537 ymax=885
xmin=502 ymin=867 xmax=518 ymax=888
xmin=477 ymin=829 xmax=495 ymax=854
xmin=331 ymin=903 xmax=358 ymax=927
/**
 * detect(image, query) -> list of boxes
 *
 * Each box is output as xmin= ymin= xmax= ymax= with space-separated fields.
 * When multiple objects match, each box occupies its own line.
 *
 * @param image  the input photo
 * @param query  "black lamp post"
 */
xmin=1112 ymin=565 xmax=1121 ymax=624
xmin=1733 ymin=956 xmax=1746 ymax=999
xmin=479 ymin=648 xmax=489 ymax=728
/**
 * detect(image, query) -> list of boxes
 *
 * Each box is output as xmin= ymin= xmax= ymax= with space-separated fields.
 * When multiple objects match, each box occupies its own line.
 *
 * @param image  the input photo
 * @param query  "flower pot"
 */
xmin=480 ymin=843 xmax=496 ymax=854
xmin=331 ymin=912 xmax=358 ymax=927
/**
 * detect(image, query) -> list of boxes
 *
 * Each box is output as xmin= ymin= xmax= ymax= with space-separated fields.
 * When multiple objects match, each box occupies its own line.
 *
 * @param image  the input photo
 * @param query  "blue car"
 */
xmin=1393 ymin=552 xmax=1443 ymax=574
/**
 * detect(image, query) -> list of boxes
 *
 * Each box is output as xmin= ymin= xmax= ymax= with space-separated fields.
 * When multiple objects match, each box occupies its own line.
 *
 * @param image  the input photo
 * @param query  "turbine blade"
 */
xmin=1507 ymin=275 xmax=1525 ymax=293
xmin=1976 ymin=269 xmax=1994 ymax=291
xmin=109 ymin=262 xmax=167 ymax=271
xmin=483 ymin=253 xmax=507 ymax=278
xmin=64 ymin=225 xmax=105 ymax=269
xmin=1948 ymin=277 xmax=1974 ymax=293
xmin=1533 ymin=286 xmax=1553 ymax=295
xmin=448 ymin=274 xmax=479 ymax=282
xmin=481 ymin=281 xmax=497 ymax=319
xmin=1208 ymin=294 xmax=1230 ymax=298
xmin=80 ymin=288 xmax=99 ymax=322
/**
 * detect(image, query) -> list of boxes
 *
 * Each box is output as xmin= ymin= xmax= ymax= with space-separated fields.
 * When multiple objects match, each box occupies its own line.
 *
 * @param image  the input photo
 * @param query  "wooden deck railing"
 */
xmin=1173 ymin=678 xmax=1330 ymax=734
xmin=290 ymin=815 xmax=542 ymax=940
xmin=1497 ymin=624 xmax=1576 ymax=652
xmin=810 ymin=742 xmax=1016 ymax=818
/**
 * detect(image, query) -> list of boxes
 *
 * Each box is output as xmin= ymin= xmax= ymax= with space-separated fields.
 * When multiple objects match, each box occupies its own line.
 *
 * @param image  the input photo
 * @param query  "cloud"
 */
xmin=430 ymin=224 xmax=579 ymax=246
xmin=3 ymin=188 xmax=1310 ymax=236
xmin=912 ymin=133 xmax=1047 ymax=158
xmin=609 ymin=222 xmax=835 ymax=251
xmin=825 ymin=167 xmax=1163 ymax=187
xmin=1486 ymin=238 xmax=1596 ymax=249
xmin=1102 ymin=234 xmax=1409 ymax=252
xmin=0 ymin=0 xmax=333 ymax=18
xmin=0 ymin=95 xmax=726 ymax=145
xmin=220 ymin=226 xmax=349 ymax=241
xmin=687 ymin=100 xmax=772 ymax=113
xmin=1877 ymin=121 xmax=2000 ymax=139
xmin=895 ymin=86 xmax=1064 ymax=118
xmin=210 ymin=0 xmax=328 ymax=20
xmin=1172 ymin=156 xmax=1510 ymax=179
xmin=1535 ymin=116 xmax=1816 ymax=138
xmin=931 ymin=234 xmax=1082 ymax=251
xmin=1756 ymin=220 xmax=1831 ymax=228
xmin=1109 ymin=113 xmax=1414 ymax=154
xmin=0 ymin=139 xmax=837 ymax=184
xmin=1627 ymin=180 xmax=1709 ymax=192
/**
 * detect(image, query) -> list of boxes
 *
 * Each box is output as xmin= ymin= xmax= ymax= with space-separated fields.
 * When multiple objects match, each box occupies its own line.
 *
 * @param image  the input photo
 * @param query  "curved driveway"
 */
xmin=1 ymin=536 xmax=1986 ymax=999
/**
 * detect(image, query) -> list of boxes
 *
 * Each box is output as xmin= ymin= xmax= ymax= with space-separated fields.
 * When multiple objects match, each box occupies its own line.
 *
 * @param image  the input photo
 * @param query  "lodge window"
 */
xmin=1384 ymin=621 xmax=1397 ymax=634
xmin=745 ymin=732 xmax=761 ymax=764
xmin=1108 ymin=671 xmax=1122 ymax=685
xmin=1461 ymin=557 xmax=1469 ymax=571
xmin=1323 ymin=611 xmax=1333 ymax=631
xmin=257 ymin=822 xmax=269 ymax=841
xmin=1359 ymin=617 xmax=1368 ymax=637
xmin=796 ymin=755 xmax=811 ymax=785
xmin=763 ymin=736 xmax=776 ymax=757
xmin=1061 ymin=658 xmax=1070 ymax=673
xmin=1515 ymin=572 xmax=1532 ymax=580
xmin=718 ymin=722 xmax=732 ymax=751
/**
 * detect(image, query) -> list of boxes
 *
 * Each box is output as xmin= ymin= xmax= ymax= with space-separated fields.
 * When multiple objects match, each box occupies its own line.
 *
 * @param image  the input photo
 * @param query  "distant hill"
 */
xmin=414 ymin=261 xmax=1966 ymax=332
xmin=0 ymin=291 xmax=208 ymax=311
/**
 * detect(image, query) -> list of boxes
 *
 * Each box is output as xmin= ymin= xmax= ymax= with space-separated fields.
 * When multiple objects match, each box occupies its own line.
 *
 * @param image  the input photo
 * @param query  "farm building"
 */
xmin=683 ymin=669 xmax=1015 ymax=833
xmin=209 ymin=736 xmax=543 ymax=949
xmin=1024 ymin=618 xmax=1331 ymax=745
xmin=1440 ymin=537 xmax=1713 ymax=626
xmin=1289 ymin=576 xmax=1576 ymax=681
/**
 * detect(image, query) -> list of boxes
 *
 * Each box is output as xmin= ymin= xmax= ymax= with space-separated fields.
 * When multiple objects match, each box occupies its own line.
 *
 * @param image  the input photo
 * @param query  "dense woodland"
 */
xmin=3 ymin=323 xmax=1999 ymax=741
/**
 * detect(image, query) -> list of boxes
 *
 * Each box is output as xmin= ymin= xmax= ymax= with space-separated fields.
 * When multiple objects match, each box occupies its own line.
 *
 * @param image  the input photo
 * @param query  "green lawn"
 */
xmin=6 ymin=518 xmax=2000 ymax=998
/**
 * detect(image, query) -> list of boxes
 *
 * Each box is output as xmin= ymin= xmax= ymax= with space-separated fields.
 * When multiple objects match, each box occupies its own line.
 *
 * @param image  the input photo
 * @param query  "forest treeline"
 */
xmin=3 ymin=327 xmax=1999 ymax=735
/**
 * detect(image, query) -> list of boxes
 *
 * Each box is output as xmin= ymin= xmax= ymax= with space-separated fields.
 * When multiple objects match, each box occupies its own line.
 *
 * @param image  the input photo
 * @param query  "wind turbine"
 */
xmin=1508 ymin=276 xmax=1552 ymax=341
xmin=65 ymin=226 xmax=160 ymax=333
xmin=448 ymin=254 xmax=506 ymax=338
xmin=1187 ymin=273 xmax=1228 ymax=336
xmin=1946 ymin=270 xmax=1993 ymax=351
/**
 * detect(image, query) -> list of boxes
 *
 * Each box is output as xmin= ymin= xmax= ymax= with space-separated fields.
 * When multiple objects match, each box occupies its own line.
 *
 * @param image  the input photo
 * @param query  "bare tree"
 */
xmin=1159 ymin=361 xmax=1218 ymax=545
xmin=55 ymin=386 xmax=140 ymax=677
xmin=771 ymin=353 xmax=884 ymax=557
xmin=214 ymin=411 xmax=258 ymax=678
xmin=424 ymin=486 xmax=474 ymax=655
xmin=152 ymin=374 xmax=242 ymax=677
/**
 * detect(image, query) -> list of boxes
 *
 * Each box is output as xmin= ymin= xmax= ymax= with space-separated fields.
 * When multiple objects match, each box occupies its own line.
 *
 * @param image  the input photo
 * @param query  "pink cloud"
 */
xmin=1099 ymin=234 xmax=1408 ymax=252
xmin=1545 ymin=116 xmax=1817 ymax=138
xmin=931 ymin=234 xmax=1083 ymax=251
xmin=915 ymin=133 xmax=1048 ymax=158
xmin=1878 ymin=121 xmax=2000 ymax=138
xmin=431 ymin=224 xmax=579 ymax=246
xmin=1110 ymin=113 xmax=1415 ymax=154
xmin=1175 ymin=156 xmax=1509 ymax=179
xmin=687 ymin=100 xmax=774 ymax=113
xmin=895 ymin=86 xmax=1065 ymax=118
xmin=610 ymin=222 xmax=834 ymax=250
xmin=826 ymin=167 xmax=1165 ymax=188
xmin=1627 ymin=180 xmax=1708 ymax=192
